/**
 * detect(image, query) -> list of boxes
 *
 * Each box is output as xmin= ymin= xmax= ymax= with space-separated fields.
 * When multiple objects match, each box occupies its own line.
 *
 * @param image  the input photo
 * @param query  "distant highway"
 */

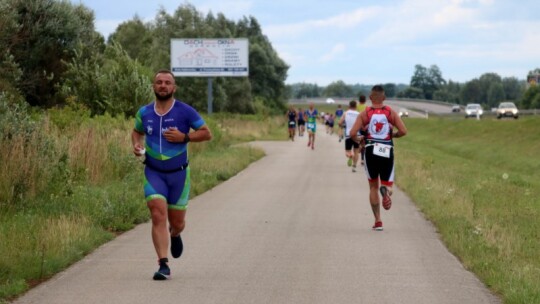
xmin=289 ymin=98 xmax=455 ymax=118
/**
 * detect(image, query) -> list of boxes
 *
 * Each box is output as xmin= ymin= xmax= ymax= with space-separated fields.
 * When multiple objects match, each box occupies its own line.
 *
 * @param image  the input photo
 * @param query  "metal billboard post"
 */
xmin=207 ymin=77 xmax=213 ymax=115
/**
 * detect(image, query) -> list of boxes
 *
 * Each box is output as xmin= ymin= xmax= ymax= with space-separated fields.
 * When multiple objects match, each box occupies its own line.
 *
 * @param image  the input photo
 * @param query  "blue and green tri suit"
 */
xmin=305 ymin=109 xmax=318 ymax=133
xmin=134 ymin=100 xmax=205 ymax=210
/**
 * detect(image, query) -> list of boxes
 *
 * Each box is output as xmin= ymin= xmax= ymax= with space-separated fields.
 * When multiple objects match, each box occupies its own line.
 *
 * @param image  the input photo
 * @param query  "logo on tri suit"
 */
xmin=368 ymin=114 xmax=390 ymax=139
xmin=162 ymin=126 xmax=178 ymax=134
xmin=146 ymin=125 xmax=153 ymax=135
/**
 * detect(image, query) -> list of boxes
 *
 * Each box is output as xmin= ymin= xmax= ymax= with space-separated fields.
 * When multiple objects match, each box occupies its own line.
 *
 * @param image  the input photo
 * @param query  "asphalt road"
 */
xmin=384 ymin=99 xmax=453 ymax=114
xmin=13 ymin=128 xmax=500 ymax=304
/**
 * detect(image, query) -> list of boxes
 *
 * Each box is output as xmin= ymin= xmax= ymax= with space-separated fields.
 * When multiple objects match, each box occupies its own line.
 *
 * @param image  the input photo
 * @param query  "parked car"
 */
xmin=496 ymin=102 xmax=519 ymax=119
xmin=451 ymin=105 xmax=461 ymax=112
xmin=465 ymin=103 xmax=483 ymax=118
xmin=398 ymin=108 xmax=409 ymax=117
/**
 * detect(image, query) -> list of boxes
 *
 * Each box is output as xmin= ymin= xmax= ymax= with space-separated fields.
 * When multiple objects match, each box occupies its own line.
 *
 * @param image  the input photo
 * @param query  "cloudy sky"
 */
xmin=78 ymin=0 xmax=539 ymax=86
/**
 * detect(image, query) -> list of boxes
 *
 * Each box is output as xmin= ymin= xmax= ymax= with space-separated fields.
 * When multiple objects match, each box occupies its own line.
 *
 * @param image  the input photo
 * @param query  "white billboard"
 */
xmin=170 ymin=38 xmax=249 ymax=77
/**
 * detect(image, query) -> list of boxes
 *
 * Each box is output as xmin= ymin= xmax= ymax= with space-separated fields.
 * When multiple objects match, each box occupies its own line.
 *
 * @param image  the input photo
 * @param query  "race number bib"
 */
xmin=307 ymin=123 xmax=315 ymax=129
xmin=373 ymin=143 xmax=392 ymax=158
xmin=289 ymin=121 xmax=295 ymax=126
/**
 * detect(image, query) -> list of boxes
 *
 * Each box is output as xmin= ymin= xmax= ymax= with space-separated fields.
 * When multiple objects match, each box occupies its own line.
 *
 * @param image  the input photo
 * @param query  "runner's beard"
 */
xmin=154 ymin=91 xmax=173 ymax=101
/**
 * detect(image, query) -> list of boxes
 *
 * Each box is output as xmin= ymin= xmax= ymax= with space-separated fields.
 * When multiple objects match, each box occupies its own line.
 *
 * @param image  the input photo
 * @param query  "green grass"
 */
xmin=190 ymin=145 xmax=265 ymax=197
xmin=0 ymin=109 xmax=284 ymax=301
xmin=395 ymin=116 xmax=540 ymax=303
xmin=211 ymin=113 xmax=288 ymax=142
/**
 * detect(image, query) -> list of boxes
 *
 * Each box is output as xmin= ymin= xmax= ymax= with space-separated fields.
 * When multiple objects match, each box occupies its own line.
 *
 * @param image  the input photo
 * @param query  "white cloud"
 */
xmin=432 ymin=3 xmax=475 ymax=26
xmin=319 ymin=43 xmax=346 ymax=62
xmin=275 ymin=49 xmax=305 ymax=66
xmin=414 ymin=18 xmax=538 ymax=60
xmin=360 ymin=0 xmax=484 ymax=46
xmin=433 ymin=29 xmax=540 ymax=61
xmin=264 ymin=6 xmax=381 ymax=41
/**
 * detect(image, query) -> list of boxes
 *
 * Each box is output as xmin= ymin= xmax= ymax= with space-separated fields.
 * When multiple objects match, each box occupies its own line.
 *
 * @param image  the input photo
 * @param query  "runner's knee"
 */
xmin=149 ymin=205 xmax=167 ymax=225
xmin=170 ymin=219 xmax=185 ymax=233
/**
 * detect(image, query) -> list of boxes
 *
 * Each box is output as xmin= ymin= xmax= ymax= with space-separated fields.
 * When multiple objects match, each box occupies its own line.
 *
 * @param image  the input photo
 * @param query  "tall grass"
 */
xmin=395 ymin=117 xmax=540 ymax=303
xmin=0 ymin=100 xmax=285 ymax=301
xmin=211 ymin=113 xmax=288 ymax=142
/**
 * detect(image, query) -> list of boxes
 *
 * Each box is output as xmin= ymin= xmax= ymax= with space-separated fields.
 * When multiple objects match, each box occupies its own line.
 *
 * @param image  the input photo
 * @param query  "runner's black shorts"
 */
xmin=298 ymin=120 xmax=305 ymax=126
xmin=288 ymin=121 xmax=296 ymax=129
xmin=364 ymin=145 xmax=395 ymax=187
xmin=345 ymin=138 xmax=360 ymax=150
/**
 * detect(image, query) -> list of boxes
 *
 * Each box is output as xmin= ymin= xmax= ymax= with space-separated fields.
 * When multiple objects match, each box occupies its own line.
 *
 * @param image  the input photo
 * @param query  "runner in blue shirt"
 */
xmin=335 ymin=105 xmax=344 ymax=142
xmin=132 ymin=69 xmax=212 ymax=280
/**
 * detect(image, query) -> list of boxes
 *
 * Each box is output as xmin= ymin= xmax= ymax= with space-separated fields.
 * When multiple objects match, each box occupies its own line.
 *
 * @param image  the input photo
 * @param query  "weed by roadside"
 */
xmin=395 ymin=117 xmax=540 ymax=303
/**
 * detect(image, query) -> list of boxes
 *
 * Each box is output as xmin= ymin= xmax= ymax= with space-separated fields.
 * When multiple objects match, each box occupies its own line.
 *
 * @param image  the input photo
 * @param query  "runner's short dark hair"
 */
xmin=154 ymin=69 xmax=176 ymax=81
xmin=349 ymin=100 xmax=357 ymax=108
xmin=359 ymin=95 xmax=366 ymax=103
xmin=371 ymin=85 xmax=384 ymax=92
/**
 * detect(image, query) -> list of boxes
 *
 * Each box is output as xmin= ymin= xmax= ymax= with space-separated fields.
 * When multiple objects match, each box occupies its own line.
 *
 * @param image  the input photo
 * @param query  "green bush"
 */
xmin=47 ymin=97 xmax=91 ymax=130
xmin=0 ymin=92 xmax=39 ymax=138
xmin=60 ymin=42 xmax=153 ymax=117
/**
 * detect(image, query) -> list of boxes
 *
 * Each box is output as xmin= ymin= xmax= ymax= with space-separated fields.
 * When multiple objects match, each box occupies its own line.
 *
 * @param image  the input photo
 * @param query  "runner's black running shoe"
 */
xmin=153 ymin=258 xmax=170 ymax=280
xmin=171 ymin=233 xmax=183 ymax=258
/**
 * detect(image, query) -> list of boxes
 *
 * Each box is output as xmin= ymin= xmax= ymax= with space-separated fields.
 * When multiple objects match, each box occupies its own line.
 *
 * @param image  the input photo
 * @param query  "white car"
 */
xmin=325 ymin=98 xmax=335 ymax=104
xmin=496 ymin=102 xmax=519 ymax=119
xmin=465 ymin=103 xmax=483 ymax=118
xmin=398 ymin=108 xmax=409 ymax=117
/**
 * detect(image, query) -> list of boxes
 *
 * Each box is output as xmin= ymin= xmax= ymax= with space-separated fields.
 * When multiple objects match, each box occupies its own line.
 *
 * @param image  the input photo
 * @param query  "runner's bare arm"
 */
xmin=131 ymin=129 xmax=145 ymax=155
xmin=338 ymin=115 xmax=345 ymax=127
xmin=187 ymin=125 xmax=212 ymax=142
xmin=391 ymin=110 xmax=407 ymax=138
xmin=163 ymin=125 xmax=212 ymax=143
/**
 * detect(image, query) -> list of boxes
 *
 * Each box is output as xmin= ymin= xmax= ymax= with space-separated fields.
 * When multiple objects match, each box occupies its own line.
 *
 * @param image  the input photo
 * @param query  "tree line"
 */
xmin=289 ymin=65 xmax=540 ymax=109
xmin=2 ymin=0 xmax=538 ymax=114
xmin=0 ymin=1 xmax=289 ymax=116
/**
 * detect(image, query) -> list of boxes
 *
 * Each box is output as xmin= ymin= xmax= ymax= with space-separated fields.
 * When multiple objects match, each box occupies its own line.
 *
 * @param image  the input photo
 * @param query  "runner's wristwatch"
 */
xmin=182 ymin=133 xmax=190 ymax=143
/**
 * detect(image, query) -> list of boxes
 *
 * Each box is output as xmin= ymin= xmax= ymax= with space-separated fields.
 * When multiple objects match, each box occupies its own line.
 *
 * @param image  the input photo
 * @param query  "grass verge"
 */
xmin=395 ymin=116 xmax=540 ymax=303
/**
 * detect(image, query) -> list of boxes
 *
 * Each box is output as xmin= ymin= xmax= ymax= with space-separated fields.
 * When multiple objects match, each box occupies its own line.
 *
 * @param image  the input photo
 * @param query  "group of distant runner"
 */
xmin=286 ymin=103 xmax=319 ymax=149
xmin=286 ymin=85 xmax=408 ymax=231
